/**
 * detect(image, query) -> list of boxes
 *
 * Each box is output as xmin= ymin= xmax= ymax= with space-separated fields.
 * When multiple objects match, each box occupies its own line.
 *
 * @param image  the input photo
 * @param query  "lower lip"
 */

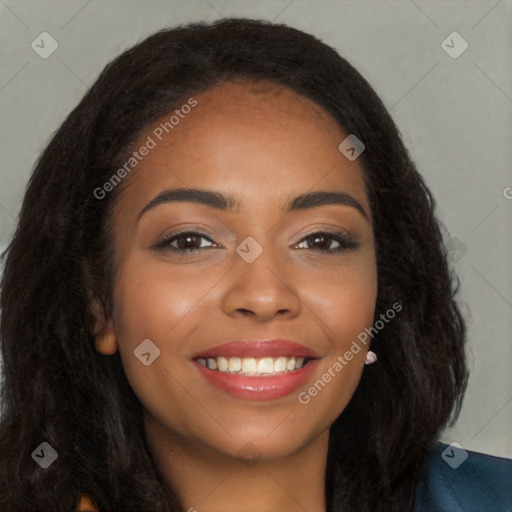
xmin=195 ymin=360 xmax=319 ymax=401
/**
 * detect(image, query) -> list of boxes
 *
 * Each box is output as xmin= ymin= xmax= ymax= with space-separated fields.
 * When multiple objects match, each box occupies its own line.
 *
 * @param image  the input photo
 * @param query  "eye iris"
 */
xmin=177 ymin=234 xmax=201 ymax=250
xmin=309 ymin=233 xmax=331 ymax=250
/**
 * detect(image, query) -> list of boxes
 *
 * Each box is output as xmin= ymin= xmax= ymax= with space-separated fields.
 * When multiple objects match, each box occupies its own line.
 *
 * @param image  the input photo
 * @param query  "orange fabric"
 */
xmin=75 ymin=492 xmax=99 ymax=512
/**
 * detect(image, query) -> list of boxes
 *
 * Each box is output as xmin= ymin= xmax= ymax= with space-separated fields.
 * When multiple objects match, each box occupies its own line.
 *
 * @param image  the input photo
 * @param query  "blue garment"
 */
xmin=412 ymin=442 xmax=512 ymax=511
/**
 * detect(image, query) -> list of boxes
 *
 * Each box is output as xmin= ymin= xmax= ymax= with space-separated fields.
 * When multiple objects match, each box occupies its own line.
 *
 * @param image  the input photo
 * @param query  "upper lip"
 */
xmin=192 ymin=339 xmax=320 ymax=359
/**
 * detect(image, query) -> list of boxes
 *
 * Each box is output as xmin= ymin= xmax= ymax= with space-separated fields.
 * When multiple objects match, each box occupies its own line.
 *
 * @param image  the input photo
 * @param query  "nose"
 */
xmin=220 ymin=242 xmax=302 ymax=322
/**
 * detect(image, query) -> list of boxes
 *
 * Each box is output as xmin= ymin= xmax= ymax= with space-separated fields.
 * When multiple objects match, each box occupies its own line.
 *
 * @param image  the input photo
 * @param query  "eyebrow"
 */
xmin=137 ymin=188 xmax=369 ymax=222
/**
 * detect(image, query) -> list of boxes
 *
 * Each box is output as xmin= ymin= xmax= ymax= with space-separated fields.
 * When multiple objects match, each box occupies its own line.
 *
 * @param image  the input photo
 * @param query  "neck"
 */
xmin=144 ymin=413 xmax=329 ymax=512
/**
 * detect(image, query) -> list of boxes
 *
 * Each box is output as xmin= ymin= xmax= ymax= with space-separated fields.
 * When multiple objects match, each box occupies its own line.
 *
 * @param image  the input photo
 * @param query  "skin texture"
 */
xmin=95 ymin=80 xmax=377 ymax=512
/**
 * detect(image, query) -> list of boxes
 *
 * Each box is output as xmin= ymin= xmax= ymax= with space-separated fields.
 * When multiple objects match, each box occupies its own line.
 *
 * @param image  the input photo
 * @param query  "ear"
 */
xmin=90 ymin=298 xmax=118 ymax=355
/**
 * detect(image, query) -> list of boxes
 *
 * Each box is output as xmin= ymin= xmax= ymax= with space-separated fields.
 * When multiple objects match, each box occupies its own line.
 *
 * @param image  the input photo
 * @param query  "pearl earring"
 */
xmin=365 ymin=350 xmax=377 ymax=365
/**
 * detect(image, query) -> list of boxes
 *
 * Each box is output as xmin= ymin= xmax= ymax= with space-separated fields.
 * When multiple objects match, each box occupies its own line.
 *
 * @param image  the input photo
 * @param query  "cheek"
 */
xmin=295 ymin=258 xmax=377 ymax=416
xmin=303 ymin=257 xmax=378 ymax=345
xmin=108 ymin=258 xmax=205 ymax=397
xmin=112 ymin=255 xmax=218 ymax=343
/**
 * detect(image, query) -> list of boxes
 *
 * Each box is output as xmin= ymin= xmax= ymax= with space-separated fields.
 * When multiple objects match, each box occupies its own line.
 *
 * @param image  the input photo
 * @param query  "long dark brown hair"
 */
xmin=0 ymin=18 xmax=468 ymax=511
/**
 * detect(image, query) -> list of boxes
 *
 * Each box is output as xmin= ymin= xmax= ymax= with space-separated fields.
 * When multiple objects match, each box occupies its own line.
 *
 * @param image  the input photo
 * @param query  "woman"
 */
xmin=0 ymin=18 xmax=510 ymax=512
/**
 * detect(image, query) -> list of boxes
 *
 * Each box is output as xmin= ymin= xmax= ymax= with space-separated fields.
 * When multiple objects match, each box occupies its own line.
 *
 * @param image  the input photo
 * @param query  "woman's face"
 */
xmin=97 ymin=80 xmax=377 ymax=461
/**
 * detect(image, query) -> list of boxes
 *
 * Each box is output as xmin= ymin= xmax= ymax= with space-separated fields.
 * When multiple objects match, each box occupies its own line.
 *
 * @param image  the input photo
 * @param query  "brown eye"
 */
xmin=152 ymin=231 xmax=216 ymax=253
xmin=296 ymin=231 xmax=359 ymax=253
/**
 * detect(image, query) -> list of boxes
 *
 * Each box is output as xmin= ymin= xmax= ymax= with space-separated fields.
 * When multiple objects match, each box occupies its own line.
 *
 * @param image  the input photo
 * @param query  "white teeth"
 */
xmin=198 ymin=355 xmax=308 ymax=375
xmin=258 ymin=357 xmax=274 ymax=374
xmin=286 ymin=357 xmax=296 ymax=371
xmin=217 ymin=357 xmax=228 ymax=372
xmin=242 ymin=357 xmax=257 ymax=373
xmin=228 ymin=357 xmax=241 ymax=372
xmin=274 ymin=357 xmax=287 ymax=372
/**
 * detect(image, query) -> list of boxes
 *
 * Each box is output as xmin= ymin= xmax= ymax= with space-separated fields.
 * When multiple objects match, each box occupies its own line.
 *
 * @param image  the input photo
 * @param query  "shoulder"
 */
xmin=412 ymin=441 xmax=512 ymax=512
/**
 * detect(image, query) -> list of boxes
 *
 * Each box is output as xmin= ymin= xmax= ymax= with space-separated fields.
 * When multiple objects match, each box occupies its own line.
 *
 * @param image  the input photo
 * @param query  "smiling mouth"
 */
xmin=196 ymin=356 xmax=311 ymax=376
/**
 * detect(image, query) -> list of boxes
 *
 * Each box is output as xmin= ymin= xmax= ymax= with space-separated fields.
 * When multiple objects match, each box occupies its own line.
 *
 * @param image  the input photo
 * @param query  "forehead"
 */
xmin=115 ymin=79 xmax=368 ymax=215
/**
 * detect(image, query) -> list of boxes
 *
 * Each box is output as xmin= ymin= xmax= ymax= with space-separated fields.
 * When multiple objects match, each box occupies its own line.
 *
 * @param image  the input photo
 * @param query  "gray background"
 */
xmin=1 ymin=0 xmax=511 ymax=457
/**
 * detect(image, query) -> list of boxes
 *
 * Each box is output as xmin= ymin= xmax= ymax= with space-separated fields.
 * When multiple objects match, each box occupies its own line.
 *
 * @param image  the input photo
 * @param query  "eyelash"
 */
xmin=151 ymin=230 xmax=360 ymax=255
